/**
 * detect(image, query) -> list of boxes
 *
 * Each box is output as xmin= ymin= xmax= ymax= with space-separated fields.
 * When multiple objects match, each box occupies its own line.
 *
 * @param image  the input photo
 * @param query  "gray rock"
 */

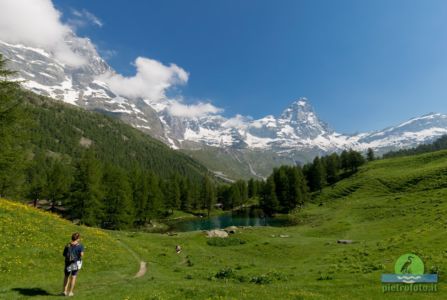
xmin=224 ymin=226 xmax=238 ymax=234
xmin=337 ymin=240 xmax=353 ymax=244
xmin=206 ymin=229 xmax=229 ymax=238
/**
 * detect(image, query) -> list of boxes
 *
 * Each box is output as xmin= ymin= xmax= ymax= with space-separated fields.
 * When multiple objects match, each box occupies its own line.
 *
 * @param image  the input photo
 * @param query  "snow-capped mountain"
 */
xmin=0 ymin=35 xmax=169 ymax=144
xmin=352 ymin=113 xmax=447 ymax=152
xmin=1 ymin=33 xmax=447 ymax=163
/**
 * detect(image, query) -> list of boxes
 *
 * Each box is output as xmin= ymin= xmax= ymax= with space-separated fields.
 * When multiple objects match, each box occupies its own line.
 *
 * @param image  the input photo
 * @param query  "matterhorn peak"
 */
xmin=280 ymin=97 xmax=317 ymax=121
xmin=293 ymin=97 xmax=310 ymax=106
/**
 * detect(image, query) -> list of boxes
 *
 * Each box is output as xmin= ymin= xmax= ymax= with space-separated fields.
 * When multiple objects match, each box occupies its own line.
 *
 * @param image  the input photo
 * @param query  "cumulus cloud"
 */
xmin=68 ymin=8 xmax=103 ymax=29
xmin=100 ymin=57 xmax=225 ymax=118
xmin=0 ymin=0 xmax=222 ymax=118
xmin=0 ymin=0 xmax=86 ymax=66
xmin=222 ymin=114 xmax=251 ymax=129
xmin=168 ymin=101 xmax=223 ymax=118
xmin=98 ymin=57 xmax=188 ymax=101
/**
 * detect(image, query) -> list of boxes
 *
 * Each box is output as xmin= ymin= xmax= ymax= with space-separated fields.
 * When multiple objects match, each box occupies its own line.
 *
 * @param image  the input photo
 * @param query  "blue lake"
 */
xmin=169 ymin=211 xmax=290 ymax=232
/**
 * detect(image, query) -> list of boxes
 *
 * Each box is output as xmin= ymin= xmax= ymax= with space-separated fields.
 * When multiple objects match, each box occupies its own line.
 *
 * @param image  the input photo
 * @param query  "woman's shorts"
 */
xmin=64 ymin=264 xmax=79 ymax=276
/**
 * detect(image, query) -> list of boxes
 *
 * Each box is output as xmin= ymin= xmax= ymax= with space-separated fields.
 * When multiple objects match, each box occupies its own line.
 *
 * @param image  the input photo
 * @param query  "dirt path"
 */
xmin=115 ymin=239 xmax=147 ymax=278
xmin=134 ymin=261 xmax=147 ymax=278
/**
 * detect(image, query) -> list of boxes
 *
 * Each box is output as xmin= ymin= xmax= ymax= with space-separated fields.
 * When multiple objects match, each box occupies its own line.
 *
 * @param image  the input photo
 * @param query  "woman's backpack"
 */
xmin=65 ymin=244 xmax=78 ymax=263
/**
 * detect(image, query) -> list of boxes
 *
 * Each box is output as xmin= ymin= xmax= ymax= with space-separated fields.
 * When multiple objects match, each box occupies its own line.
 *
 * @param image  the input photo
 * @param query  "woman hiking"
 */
xmin=62 ymin=232 xmax=84 ymax=297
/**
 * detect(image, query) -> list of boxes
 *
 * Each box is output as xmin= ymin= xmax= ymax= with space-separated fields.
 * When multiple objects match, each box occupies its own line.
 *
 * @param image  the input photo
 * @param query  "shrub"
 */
xmin=250 ymin=274 xmax=272 ymax=284
xmin=214 ymin=267 xmax=234 ymax=279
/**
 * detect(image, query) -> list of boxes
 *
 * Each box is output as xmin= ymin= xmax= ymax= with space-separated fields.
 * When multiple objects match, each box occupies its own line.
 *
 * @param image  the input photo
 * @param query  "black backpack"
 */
xmin=65 ymin=244 xmax=77 ymax=263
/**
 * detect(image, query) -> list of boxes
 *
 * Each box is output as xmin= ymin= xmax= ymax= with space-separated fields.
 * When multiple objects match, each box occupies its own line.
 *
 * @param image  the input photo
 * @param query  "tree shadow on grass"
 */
xmin=11 ymin=287 xmax=52 ymax=296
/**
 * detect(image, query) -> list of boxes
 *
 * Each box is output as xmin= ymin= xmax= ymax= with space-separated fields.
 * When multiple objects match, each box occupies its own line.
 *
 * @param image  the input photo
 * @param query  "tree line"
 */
xmin=216 ymin=148 xmax=373 ymax=215
xmin=25 ymin=149 xmax=217 ymax=229
xmin=383 ymin=135 xmax=447 ymax=158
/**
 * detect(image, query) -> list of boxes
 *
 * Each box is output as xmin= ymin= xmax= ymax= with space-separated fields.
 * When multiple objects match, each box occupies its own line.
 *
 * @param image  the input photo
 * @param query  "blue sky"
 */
xmin=53 ymin=0 xmax=447 ymax=133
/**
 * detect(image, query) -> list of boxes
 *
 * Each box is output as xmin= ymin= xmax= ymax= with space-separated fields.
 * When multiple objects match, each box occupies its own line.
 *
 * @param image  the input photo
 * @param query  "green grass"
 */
xmin=2 ymin=150 xmax=447 ymax=299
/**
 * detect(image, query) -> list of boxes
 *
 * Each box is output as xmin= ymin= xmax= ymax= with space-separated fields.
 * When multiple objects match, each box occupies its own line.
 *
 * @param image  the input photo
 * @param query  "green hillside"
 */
xmin=182 ymin=146 xmax=306 ymax=180
xmin=22 ymin=91 xmax=207 ymax=181
xmin=2 ymin=150 xmax=447 ymax=299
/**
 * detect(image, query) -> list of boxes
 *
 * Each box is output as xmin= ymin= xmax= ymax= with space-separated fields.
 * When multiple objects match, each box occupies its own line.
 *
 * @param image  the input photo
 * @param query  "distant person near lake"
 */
xmin=62 ymin=233 xmax=84 ymax=297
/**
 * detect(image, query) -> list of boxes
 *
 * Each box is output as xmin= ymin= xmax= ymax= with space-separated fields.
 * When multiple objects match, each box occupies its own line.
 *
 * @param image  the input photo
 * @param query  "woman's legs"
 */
xmin=69 ymin=275 xmax=77 ymax=294
xmin=63 ymin=274 xmax=70 ymax=294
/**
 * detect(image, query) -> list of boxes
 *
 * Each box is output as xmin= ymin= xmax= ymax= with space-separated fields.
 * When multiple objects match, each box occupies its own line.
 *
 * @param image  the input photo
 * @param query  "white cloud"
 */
xmin=98 ymin=57 xmax=188 ymax=101
xmin=101 ymin=57 xmax=224 ymax=118
xmin=68 ymin=8 xmax=103 ymax=29
xmin=168 ymin=101 xmax=223 ymax=118
xmin=0 ymin=0 xmax=222 ymax=119
xmin=222 ymin=114 xmax=250 ymax=129
xmin=0 ymin=0 xmax=86 ymax=66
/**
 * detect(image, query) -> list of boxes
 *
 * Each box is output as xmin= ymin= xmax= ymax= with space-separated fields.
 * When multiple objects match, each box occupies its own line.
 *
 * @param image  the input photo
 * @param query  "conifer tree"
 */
xmin=102 ymin=165 xmax=134 ymax=229
xmin=146 ymin=173 xmax=164 ymax=218
xmin=0 ymin=54 xmax=25 ymax=197
xmin=129 ymin=168 xmax=149 ymax=225
xmin=201 ymin=174 xmax=216 ymax=216
xmin=273 ymin=167 xmax=289 ymax=210
xmin=340 ymin=150 xmax=350 ymax=172
xmin=367 ymin=148 xmax=375 ymax=162
xmin=165 ymin=175 xmax=181 ymax=213
xmin=188 ymin=180 xmax=201 ymax=210
xmin=45 ymin=157 xmax=73 ymax=206
xmin=296 ymin=166 xmax=310 ymax=205
xmin=283 ymin=166 xmax=302 ymax=210
xmin=235 ymin=179 xmax=248 ymax=205
xmin=260 ymin=176 xmax=280 ymax=215
xmin=309 ymin=157 xmax=326 ymax=192
xmin=26 ymin=151 xmax=48 ymax=204
xmin=325 ymin=153 xmax=340 ymax=184
xmin=228 ymin=184 xmax=242 ymax=208
xmin=70 ymin=150 xmax=103 ymax=226
xmin=179 ymin=178 xmax=191 ymax=211
xmin=248 ymin=178 xmax=257 ymax=198
xmin=217 ymin=184 xmax=231 ymax=209
xmin=348 ymin=149 xmax=365 ymax=172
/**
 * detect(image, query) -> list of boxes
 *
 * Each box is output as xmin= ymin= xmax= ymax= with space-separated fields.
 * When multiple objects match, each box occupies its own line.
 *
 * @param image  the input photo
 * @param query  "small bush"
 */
xmin=250 ymin=274 xmax=272 ymax=284
xmin=214 ymin=267 xmax=234 ymax=279
xmin=317 ymin=272 xmax=333 ymax=280
xmin=186 ymin=256 xmax=194 ymax=267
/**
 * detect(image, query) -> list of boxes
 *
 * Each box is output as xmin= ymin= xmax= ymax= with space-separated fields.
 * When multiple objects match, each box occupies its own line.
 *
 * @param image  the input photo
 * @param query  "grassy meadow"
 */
xmin=2 ymin=149 xmax=447 ymax=299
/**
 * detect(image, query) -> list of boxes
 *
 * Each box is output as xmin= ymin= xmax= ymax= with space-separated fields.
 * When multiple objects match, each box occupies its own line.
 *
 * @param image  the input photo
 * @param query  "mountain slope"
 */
xmin=181 ymin=147 xmax=299 ymax=180
xmin=20 ymin=89 xmax=208 ymax=181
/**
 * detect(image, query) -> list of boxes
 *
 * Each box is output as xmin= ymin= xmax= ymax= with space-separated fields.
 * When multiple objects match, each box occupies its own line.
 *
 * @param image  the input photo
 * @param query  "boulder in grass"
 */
xmin=337 ymin=240 xmax=353 ymax=244
xmin=224 ymin=226 xmax=238 ymax=234
xmin=206 ymin=229 xmax=229 ymax=238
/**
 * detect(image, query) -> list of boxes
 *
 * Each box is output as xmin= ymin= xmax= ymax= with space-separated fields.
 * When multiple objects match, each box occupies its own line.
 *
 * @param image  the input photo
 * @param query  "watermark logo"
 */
xmin=381 ymin=253 xmax=438 ymax=293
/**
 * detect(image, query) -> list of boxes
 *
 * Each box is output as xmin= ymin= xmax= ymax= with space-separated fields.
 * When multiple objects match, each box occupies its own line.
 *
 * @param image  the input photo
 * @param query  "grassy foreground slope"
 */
xmin=0 ymin=199 xmax=138 ymax=299
xmin=2 ymin=150 xmax=447 ymax=299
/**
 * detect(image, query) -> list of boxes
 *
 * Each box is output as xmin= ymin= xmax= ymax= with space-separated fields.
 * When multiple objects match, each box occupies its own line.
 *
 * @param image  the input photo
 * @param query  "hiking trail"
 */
xmin=115 ymin=239 xmax=147 ymax=278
